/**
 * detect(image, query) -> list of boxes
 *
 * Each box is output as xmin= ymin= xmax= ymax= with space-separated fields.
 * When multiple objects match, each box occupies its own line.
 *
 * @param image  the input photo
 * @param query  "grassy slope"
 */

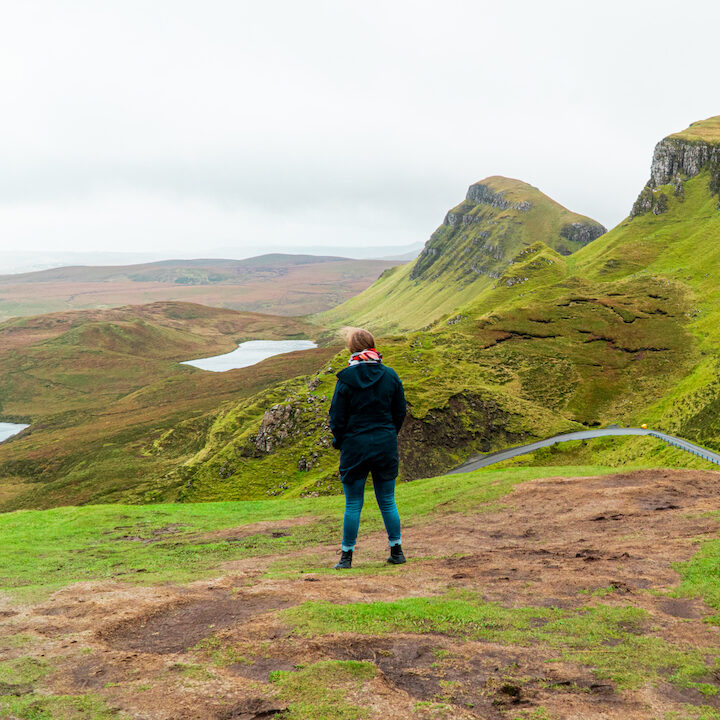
xmin=503 ymin=164 xmax=720 ymax=468
xmin=317 ymin=176 xmax=605 ymax=334
xmin=547 ymin=166 xmax=720 ymax=466
xmin=670 ymin=115 xmax=720 ymax=142
xmin=0 ymin=302 xmax=335 ymax=510
xmin=180 ymin=227 xmax=711 ymax=501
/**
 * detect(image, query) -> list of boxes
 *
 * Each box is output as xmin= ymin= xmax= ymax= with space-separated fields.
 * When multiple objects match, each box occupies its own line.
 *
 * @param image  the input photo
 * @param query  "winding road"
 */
xmin=449 ymin=427 xmax=720 ymax=474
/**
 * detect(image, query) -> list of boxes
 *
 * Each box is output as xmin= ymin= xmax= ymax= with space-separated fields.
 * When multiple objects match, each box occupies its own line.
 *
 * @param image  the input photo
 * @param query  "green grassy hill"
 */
xmin=0 ymin=302 xmax=336 ymax=510
xmin=172 ymin=117 xmax=720 ymax=502
xmin=317 ymin=176 xmax=606 ymax=333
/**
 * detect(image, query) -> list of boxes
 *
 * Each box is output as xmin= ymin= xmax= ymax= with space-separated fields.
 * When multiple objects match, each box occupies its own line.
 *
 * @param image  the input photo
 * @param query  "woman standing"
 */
xmin=328 ymin=327 xmax=407 ymax=569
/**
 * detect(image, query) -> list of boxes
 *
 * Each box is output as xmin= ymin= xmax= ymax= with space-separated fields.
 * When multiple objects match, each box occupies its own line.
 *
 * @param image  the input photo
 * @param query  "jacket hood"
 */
xmin=337 ymin=363 xmax=386 ymax=390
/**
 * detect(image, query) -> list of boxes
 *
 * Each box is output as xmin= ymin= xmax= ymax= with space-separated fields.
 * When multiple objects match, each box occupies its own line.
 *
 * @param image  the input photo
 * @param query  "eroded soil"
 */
xmin=1 ymin=468 xmax=719 ymax=719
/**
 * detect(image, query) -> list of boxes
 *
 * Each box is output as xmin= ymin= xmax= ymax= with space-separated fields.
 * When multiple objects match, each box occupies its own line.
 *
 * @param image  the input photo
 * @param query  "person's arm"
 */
xmin=329 ymin=380 xmax=349 ymax=449
xmin=391 ymin=376 xmax=407 ymax=434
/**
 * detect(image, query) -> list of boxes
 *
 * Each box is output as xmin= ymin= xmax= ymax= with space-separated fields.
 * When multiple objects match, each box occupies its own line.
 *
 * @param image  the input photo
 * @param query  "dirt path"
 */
xmin=2 ymin=468 xmax=719 ymax=719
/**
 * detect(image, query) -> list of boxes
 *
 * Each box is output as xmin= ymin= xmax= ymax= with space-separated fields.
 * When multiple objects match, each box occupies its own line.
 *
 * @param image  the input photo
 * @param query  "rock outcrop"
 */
xmin=631 ymin=118 xmax=720 ymax=217
xmin=464 ymin=182 xmax=533 ymax=212
xmin=559 ymin=222 xmax=607 ymax=251
xmin=631 ymin=188 xmax=670 ymax=217
xmin=255 ymin=403 xmax=301 ymax=453
xmin=649 ymin=138 xmax=720 ymax=186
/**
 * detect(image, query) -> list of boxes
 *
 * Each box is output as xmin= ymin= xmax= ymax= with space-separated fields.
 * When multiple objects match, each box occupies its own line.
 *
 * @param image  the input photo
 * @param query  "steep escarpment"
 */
xmin=631 ymin=115 xmax=720 ymax=217
xmin=318 ymin=176 xmax=605 ymax=333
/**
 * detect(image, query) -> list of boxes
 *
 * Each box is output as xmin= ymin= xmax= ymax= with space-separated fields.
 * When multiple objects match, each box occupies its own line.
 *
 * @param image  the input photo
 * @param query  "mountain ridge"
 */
xmin=318 ymin=175 xmax=606 ymax=333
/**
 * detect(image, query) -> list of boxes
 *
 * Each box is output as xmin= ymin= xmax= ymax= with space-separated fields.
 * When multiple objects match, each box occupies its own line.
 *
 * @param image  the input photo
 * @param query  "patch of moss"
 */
xmin=673 ymin=514 xmax=720 ymax=624
xmin=269 ymin=660 xmax=376 ymax=720
xmin=0 ymin=656 xmax=49 ymax=687
xmin=665 ymin=707 xmax=720 ymax=720
xmin=192 ymin=636 xmax=251 ymax=668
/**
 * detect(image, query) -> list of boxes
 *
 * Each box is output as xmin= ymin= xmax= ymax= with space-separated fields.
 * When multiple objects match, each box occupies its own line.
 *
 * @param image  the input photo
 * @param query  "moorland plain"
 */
xmin=0 ymin=254 xmax=399 ymax=321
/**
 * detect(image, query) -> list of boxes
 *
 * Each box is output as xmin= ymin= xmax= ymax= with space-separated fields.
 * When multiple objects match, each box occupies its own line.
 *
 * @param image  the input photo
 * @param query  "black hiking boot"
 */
xmin=387 ymin=544 xmax=406 ymax=564
xmin=334 ymin=549 xmax=353 ymax=569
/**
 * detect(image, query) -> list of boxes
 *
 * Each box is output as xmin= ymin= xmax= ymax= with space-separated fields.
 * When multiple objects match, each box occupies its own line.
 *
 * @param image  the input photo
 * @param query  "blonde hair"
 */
xmin=344 ymin=327 xmax=375 ymax=354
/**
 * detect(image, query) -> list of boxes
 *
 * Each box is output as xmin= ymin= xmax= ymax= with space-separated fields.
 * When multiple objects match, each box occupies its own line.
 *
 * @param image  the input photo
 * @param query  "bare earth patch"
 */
xmin=1 ymin=468 xmax=719 ymax=719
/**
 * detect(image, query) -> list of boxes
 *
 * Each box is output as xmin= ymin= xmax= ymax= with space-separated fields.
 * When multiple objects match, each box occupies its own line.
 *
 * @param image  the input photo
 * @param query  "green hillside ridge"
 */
xmin=317 ymin=176 xmax=606 ymax=334
xmin=670 ymin=115 xmax=720 ymax=143
xmin=171 ymin=117 xmax=720 ymax=502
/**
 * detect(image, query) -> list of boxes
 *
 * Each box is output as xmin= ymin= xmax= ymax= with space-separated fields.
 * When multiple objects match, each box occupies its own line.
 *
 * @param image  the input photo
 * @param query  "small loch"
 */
xmin=181 ymin=339 xmax=318 ymax=372
xmin=0 ymin=422 xmax=29 ymax=443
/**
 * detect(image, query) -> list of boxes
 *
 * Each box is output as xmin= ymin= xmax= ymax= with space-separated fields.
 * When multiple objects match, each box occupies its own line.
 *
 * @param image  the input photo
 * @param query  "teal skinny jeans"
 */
xmin=341 ymin=474 xmax=402 ymax=552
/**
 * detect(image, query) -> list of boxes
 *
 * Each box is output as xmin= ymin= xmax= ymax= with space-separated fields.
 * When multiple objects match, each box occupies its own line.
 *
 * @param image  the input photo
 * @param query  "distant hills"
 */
xmin=0 ymin=253 xmax=374 ymax=284
xmin=0 ymin=243 xmax=424 ymax=275
xmin=0 ymin=253 xmax=402 ymax=321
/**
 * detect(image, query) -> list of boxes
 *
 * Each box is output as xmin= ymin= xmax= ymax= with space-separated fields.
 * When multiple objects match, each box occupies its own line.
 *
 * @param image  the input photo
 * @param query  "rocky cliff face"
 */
xmin=650 ymin=138 xmax=720 ymax=186
xmin=559 ymin=222 xmax=607 ymax=249
xmin=631 ymin=125 xmax=720 ymax=217
xmin=464 ymin=182 xmax=533 ymax=212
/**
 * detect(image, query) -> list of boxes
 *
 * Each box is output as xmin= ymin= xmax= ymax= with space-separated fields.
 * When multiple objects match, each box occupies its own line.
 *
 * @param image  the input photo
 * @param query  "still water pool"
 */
xmin=181 ymin=339 xmax=317 ymax=372
xmin=0 ymin=422 xmax=29 ymax=443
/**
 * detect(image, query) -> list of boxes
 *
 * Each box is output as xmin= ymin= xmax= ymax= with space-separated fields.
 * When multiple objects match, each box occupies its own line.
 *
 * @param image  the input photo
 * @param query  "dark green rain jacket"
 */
xmin=328 ymin=362 xmax=407 ymax=482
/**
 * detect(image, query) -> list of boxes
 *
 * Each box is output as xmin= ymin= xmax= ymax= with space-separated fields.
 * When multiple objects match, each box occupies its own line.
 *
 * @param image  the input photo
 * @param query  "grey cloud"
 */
xmin=0 ymin=0 xmax=718 ymax=253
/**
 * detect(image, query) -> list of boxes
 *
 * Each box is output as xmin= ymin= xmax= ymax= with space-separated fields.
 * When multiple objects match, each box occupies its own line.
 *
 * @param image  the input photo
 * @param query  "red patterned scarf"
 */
xmin=348 ymin=348 xmax=382 ymax=365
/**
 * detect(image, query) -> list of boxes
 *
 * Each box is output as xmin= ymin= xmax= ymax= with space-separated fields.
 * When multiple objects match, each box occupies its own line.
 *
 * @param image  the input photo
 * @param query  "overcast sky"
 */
xmin=1 ymin=0 xmax=718 ymax=257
